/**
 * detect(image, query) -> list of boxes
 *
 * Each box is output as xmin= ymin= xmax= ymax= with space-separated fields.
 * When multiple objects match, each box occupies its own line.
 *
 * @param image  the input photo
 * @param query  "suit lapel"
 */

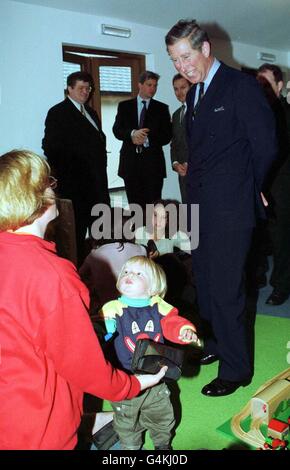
xmin=143 ymin=98 xmax=157 ymax=128
xmin=147 ymin=98 xmax=156 ymax=115
xmin=65 ymin=97 xmax=105 ymax=141
xmin=199 ymin=63 xmax=228 ymax=110
xmin=86 ymin=106 xmax=106 ymax=141
xmin=178 ymin=105 xmax=185 ymax=127
xmin=131 ymin=98 xmax=138 ymax=127
xmin=187 ymin=63 xmax=228 ymax=125
xmin=65 ymin=97 xmax=89 ymax=125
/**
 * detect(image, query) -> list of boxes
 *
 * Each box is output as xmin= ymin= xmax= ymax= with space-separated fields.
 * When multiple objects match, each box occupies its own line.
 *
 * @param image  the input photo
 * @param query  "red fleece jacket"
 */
xmin=0 ymin=232 xmax=140 ymax=450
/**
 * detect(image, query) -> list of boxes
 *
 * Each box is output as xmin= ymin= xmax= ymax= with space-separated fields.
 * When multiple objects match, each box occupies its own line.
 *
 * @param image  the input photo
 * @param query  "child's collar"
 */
xmin=119 ymin=295 xmax=151 ymax=307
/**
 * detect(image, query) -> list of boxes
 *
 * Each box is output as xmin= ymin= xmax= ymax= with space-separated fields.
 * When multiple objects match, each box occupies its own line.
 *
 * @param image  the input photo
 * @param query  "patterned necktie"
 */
xmin=180 ymin=104 xmax=186 ymax=123
xmin=139 ymin=100 xmax=147 ymax=128
xmin=193 ymin=82 xmax=204 ymax=117
xmin=80 ymin=104 xmax=86 ymax=116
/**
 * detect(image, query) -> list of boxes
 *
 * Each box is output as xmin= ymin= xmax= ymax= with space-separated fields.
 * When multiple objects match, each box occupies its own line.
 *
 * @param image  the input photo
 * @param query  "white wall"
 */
xmin=213 ymin=39 xmax=289 ymax=82
xmin=1 ymin=0 xmax=289 ymax=201
xmin=0 ymin=0 xmax=182 ymax=200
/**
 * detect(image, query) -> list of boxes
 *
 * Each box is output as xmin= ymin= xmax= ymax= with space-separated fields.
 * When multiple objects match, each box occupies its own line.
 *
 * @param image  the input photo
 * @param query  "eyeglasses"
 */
xmin=49 ymin=176 xmax=58 ymax=189
xmin=75 ymin=86 xmax=92 ymax=93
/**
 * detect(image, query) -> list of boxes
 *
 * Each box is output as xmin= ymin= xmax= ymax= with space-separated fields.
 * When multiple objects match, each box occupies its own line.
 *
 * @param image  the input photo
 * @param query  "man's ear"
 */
xmin=277 ymin=80 xmax=283 ymax=95
xmin=201 ymin=41 xmax=211 ymax=58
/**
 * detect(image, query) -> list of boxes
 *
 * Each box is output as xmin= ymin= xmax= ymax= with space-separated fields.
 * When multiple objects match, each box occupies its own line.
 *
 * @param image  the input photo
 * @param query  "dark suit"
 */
xmin=186 ymin=63 xmax=277 ymax=382
xmin=42 ymin=97 xmax=110 ymax=264
xmin=269 ymin=97 xmax=290 ymax=295
xmin=113 ymin=97 xmax=172 ymax=209
xmin=170 ymin=105 xmax=188 ymax=203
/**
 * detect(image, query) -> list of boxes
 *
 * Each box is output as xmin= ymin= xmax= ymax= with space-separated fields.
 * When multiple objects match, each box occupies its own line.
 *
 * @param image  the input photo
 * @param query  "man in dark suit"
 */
xmin=42 ymin=72 xmax=110 ymax=265
xmin=113 ymin=71 xmax=172 ymax=212
xmin=257 ymin=64 xmax=290 ymax=306
xmin=170 ymin=73 xmax=191 ymax=203
xmin=166 ymin=19 xmax=277 ymax=396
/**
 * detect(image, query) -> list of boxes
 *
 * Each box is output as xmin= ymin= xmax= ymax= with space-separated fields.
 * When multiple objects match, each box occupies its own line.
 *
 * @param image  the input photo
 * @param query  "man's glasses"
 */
xmin=75 ymin=86 xmax=92 ymax=93
xmin=49 ymin=176 xmax=58 ymax=189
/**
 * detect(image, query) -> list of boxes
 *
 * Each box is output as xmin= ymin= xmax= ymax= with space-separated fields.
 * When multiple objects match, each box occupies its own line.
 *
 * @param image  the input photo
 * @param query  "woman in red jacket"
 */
xmin=0 ymin=149 xmax=166 ymax=450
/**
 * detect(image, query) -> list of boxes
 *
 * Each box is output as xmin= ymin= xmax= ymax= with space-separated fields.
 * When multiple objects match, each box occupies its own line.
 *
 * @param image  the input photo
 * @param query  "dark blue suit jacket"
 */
xmin=113 ymin=97 xmax=172 ymax=180
xmin=186 ymin=63 xmax=277 ymax=233
xmin=42 ymin=98 xmax=109 ymax=205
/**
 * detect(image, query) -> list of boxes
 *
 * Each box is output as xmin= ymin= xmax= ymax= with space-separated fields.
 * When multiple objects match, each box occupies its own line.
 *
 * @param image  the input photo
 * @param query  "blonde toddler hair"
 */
xmin=117 ymin=255 xmax=167 ymax=298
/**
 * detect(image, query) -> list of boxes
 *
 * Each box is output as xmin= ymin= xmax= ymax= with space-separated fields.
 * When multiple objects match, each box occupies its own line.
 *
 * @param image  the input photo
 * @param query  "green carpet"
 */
xmin=103 ymin=315 xmax=290 ymax=450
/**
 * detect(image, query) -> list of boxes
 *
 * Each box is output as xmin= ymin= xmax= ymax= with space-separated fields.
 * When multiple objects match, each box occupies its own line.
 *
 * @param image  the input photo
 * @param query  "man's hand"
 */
xmin=135 ymin=366 xmax=168 ymax=390
xmin=173 ymin=162 xmax=188 ymax=176
xmin=261 ymin=192 xmax=268 ymax=207
xmin=132 ymin=128 xmax=150 ymax=145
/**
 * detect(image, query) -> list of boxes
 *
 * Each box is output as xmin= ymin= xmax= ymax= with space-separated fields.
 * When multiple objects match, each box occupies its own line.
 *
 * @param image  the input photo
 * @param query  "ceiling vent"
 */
xmin=101 ymin=24 xmax=131 ymax=38
xmin=257 ymin=52 xmax=276 ymax=63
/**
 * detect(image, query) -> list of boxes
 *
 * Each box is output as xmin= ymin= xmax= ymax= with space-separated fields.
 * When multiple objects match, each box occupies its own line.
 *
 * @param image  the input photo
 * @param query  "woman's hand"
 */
xmin=135 ymin=366 xmax=168 ymax=390
xmin=147 ymin=240 xmax=159 ymax=259
xmin=149 ymin=249 xmax=159 ymax=259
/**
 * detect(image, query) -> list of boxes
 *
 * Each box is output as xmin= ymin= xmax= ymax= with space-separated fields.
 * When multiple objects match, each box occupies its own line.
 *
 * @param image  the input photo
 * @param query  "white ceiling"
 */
xmin=12 ymin=0 xmax=290 ymax=51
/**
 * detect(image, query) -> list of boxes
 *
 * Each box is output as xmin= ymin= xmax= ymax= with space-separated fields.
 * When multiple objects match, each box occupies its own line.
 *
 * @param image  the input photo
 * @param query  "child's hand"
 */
xmin=179 ymin=328 xmax=202 ymax=347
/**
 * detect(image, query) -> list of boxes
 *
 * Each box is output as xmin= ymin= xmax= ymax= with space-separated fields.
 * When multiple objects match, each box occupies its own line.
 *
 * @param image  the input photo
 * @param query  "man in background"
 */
xmin=113 ymin=71 xmax=171 ymax=212
xmin=257 ymin=64 xmax=290 ymax=306
xmin=170 ymin=73 xmax=192 ymax=203
xmin=42 ymin=71 xmax=110 ymax=266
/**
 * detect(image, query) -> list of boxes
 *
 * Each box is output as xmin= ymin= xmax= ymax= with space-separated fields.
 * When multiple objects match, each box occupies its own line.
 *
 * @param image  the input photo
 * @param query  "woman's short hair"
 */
xmin=0 ymin=149 xmax=53 ymax=231
xmin=117 ymin=256 xmax=167 ymax=298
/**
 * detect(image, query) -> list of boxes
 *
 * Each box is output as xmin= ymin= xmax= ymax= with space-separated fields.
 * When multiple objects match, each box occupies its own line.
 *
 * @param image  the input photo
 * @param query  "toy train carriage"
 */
xmin=251 ymin=377 xmax=290 ymax=424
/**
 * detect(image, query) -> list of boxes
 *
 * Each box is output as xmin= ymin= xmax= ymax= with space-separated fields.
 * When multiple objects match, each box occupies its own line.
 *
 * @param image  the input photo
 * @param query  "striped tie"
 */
xmin=180 ymin=104 xmax=186 ymax=123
